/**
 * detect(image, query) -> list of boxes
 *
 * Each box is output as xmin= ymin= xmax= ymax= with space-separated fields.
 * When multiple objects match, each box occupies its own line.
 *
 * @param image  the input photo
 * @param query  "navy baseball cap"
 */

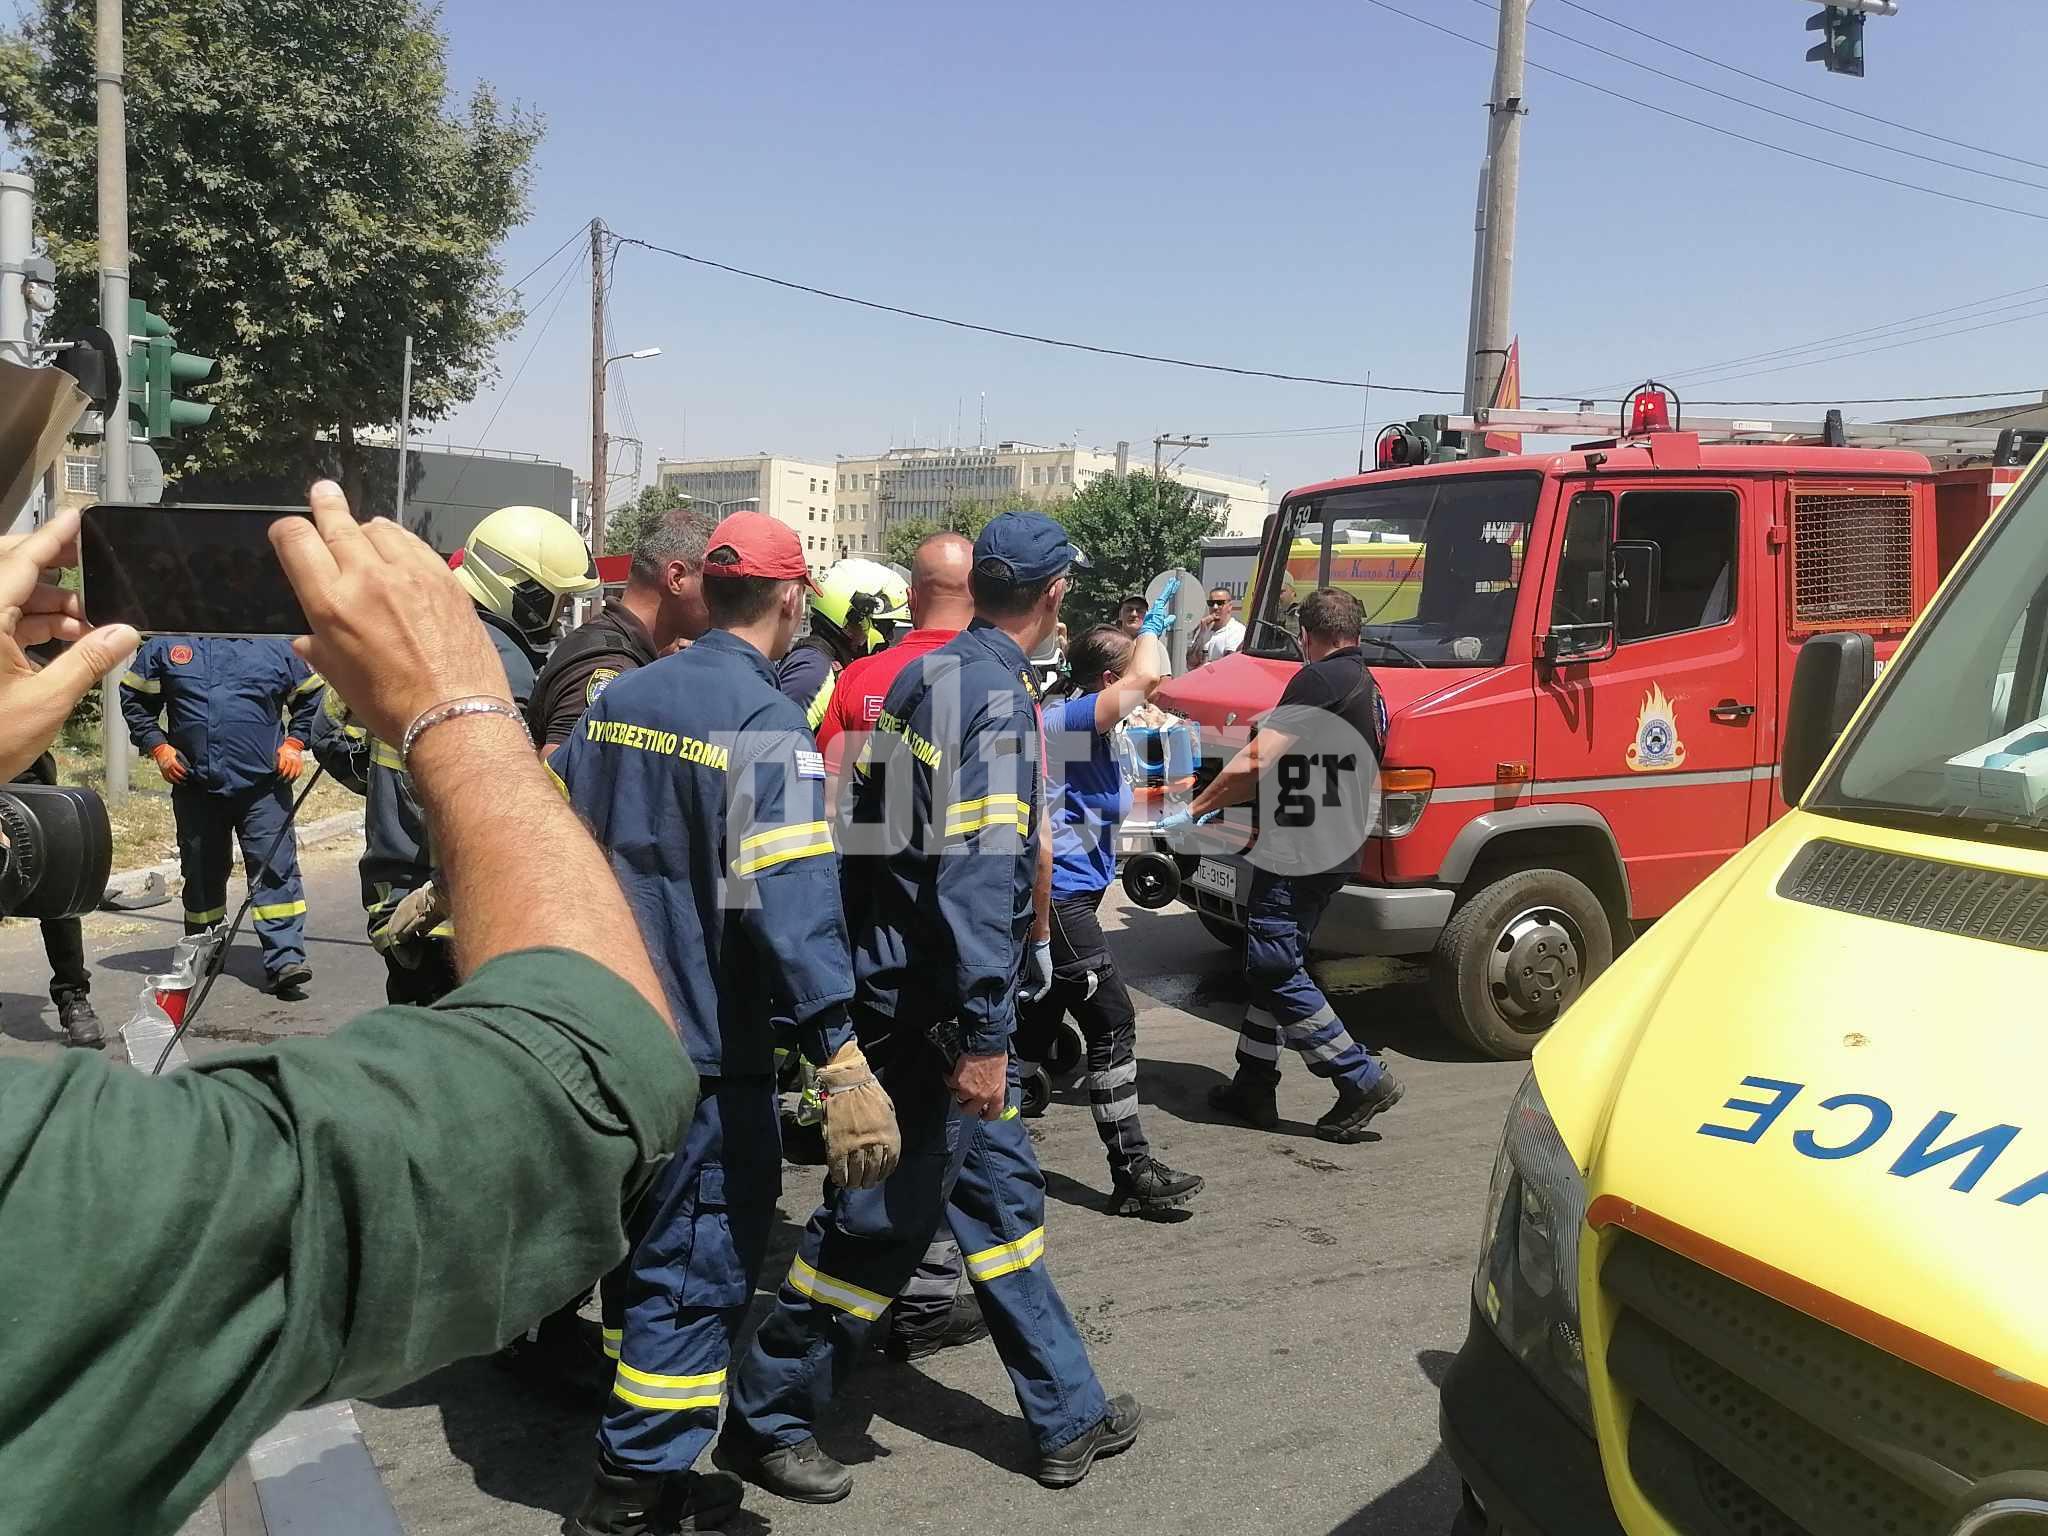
xmin=973 ymin=510 xmax=1090 ymax=586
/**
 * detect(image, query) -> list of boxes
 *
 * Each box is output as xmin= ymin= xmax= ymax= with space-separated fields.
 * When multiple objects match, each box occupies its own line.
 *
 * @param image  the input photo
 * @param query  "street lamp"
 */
xmin=605 ymin=345 xmax=661 ymax=367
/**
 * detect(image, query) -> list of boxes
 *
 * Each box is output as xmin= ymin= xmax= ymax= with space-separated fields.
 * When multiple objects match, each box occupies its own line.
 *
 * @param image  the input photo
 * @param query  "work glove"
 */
xmin=387 ymin=877 xmax=448 ymax=945
xmin=1157 ymin=806 xmax=1217 ymax=849
xmin=276 ymin=736 xmax=306 ymax=781
xmin=817 ymin=1040 xmax=901 ymax=1189
xmin=1021 ymin=937 xmax=1055 ymax=1002
xmin=1140 ymin=578 xmax=1180 ymax=638
xmin=149 ymin=743 xmax=189 ymax=785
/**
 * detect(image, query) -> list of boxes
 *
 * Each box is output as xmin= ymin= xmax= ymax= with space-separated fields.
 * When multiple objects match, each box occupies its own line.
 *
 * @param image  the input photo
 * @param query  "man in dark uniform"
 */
xmin=1171 ymin=586 xmax=1406 ymax=1142
xmin=10 ymin=752 xmax=101 ymax=1047
xmin=554 ymin=511 xmax=899 ymax=1536
xmin=530 ymin=503 xmax=716 ymax=755
xmin=723 ymin=511 xmax=1143 ymax=1502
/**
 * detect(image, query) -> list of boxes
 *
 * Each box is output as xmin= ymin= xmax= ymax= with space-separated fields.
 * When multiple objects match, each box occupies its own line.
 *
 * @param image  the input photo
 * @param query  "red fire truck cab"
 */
xmin=1154 ymin=394 xmax=2036 ymax=1058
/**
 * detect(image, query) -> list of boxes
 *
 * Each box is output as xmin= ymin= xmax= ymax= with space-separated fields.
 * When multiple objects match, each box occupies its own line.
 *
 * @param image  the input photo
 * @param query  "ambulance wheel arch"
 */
xmin=1431 ymin=810 xmax=1630 ymax=1060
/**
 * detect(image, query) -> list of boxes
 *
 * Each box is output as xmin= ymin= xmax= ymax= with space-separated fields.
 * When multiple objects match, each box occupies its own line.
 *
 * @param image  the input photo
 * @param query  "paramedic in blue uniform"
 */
xmin=121 ymin=636 xmax=320 ymax=994
xmin=552 ymin=511 xmax=901 ymax=1536
xmin=1168 ymin=586 xmax=1406 ymax=1143
xmin=721 ymin=510 xmax=1143 ymax=1504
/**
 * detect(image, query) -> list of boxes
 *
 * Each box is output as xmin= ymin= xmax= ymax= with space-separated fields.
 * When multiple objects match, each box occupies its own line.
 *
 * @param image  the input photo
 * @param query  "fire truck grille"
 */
xmin=1601 ymin=1232 xmax=2048 ymax=1536
xmin=1777 ymin=839 xmax=2048 ymax=951
xmin=1789 ymin=491 xmax=1913 ymax=631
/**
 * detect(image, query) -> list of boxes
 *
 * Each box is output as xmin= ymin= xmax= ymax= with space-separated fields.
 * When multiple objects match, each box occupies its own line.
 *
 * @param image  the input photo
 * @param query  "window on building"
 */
xmin=1062 ymin=466 xmax=1073 ymax=484
xmin=865 ymin=475 xmax=875 ymax=490
xmin=63 ymin=456 xmax=100 ymax=495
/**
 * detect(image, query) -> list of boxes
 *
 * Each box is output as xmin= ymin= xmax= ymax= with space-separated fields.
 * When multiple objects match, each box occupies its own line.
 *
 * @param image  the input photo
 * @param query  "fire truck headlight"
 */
xmin=1376 ymin=767 xmax=1433 ymax=838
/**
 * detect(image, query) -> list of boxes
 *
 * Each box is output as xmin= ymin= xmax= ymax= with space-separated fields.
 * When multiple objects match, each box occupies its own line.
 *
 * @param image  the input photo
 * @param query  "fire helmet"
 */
xmin=453 ymin=505 xmax=600 ymax=644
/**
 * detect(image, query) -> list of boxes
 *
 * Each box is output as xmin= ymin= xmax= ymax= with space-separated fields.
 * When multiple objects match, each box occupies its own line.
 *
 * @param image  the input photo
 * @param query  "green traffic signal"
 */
xmin=126 ymin=300 xmax=219 ymax=442
xmin=1805 ymin=6 xmax=1865 ymax=77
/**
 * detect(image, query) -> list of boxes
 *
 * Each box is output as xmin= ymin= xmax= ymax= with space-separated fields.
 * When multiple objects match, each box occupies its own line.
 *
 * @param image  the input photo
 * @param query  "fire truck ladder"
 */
xmin=1446 ymin=406 xmax=2025 ymax=460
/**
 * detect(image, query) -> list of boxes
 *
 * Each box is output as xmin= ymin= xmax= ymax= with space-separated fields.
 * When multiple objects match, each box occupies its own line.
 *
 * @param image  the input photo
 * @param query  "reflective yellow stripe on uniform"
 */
xmin=601 ymin=1327 xmax=622 ymax=1360
xmin=121 ymin=672 xmax=160 ymax=694
xmin=370 ymin=741 xmax=404 ymax=772
xmin=251 ymin=900 xmax=307 ymax=922
xmin=964 ymin=1225 xmax=1046 ymax=1283
xmin=609 ymin=1361 xmax=726 ymax=1414
xmin=787 ymin=1255 xmax=887 ymax=1320
xmin=292 ymin=673 xmax=325 ymax=698
xmin=545 ymin=761 xmax=569 ymax=800
xmin=183 ymin=905 xmax=227 ymax=924
xmin=732 ymin=820 xmax=833 ymax=876
xmin=944 ymin=793 xmax=1029 ymax=837
xmin=804 ymin=672 xmax=837 ymax=733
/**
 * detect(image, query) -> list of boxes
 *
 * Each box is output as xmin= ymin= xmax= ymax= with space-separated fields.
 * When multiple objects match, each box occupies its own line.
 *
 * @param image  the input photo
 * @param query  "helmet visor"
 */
xmin=510 ymin=578 xmax=567 ymax=640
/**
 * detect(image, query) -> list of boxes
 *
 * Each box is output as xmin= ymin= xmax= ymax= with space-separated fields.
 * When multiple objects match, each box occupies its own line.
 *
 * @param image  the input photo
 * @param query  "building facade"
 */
xmin=653 ymin=454 xmax=839 ymax=577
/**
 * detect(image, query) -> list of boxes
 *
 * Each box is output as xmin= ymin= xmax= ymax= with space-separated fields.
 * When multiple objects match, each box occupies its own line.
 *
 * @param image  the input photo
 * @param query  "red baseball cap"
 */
xmin=701 ymin=511 xmax=819 ymax=590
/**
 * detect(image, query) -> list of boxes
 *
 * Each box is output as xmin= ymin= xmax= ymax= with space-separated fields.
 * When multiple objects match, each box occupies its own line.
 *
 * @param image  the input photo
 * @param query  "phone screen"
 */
xmin=81 ymin=503 xmax=312 ymax=636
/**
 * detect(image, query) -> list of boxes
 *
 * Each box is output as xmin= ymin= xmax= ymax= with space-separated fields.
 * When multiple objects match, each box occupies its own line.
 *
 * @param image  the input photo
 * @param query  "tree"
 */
xmin=1056 ymin=472 xmax=1224 ymax=629
xmin=604 ymin=482 xmax=691 ymax=558
xmin=0 ymin=0 xmax=541 ymax=510
xmin=881 ymin=499 xmax=1002 ymax=569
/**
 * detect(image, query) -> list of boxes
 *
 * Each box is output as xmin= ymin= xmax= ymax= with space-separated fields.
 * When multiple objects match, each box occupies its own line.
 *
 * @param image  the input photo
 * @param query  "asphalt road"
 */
xmin=0 ymin=851 xmax=1529 ymax=1535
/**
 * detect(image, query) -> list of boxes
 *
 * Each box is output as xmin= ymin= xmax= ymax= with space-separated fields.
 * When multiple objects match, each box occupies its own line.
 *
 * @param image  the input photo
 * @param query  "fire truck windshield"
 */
xmin=1245 ymin=472 xmax=1541 ymax=668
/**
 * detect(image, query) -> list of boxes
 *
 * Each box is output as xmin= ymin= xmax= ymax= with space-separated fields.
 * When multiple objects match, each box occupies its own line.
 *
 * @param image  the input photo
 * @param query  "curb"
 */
xmin=212 ymin=1402 xmax=403 ymax=1536
xmin=102 ymin=810 xmax=364 ymax=904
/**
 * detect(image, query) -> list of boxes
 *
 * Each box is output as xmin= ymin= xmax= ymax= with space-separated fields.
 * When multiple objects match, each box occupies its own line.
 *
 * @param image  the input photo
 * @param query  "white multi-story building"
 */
xmin=653 ymin=455 xmax=841 ymax=577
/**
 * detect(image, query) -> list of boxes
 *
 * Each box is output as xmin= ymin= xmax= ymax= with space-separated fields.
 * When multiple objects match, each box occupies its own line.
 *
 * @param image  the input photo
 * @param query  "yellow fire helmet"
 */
xmin=813 ymin=557 xmax=911 ymax=651
xmin=452 ymin=504 xmax=601 ymax=645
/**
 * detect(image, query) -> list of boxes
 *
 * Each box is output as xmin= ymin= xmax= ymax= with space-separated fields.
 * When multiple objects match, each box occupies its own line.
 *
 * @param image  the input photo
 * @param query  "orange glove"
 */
xmin=277 ymin=737 xmax=305 ymax=781
xmin=150 ymin=743 xmax=189 ymax=785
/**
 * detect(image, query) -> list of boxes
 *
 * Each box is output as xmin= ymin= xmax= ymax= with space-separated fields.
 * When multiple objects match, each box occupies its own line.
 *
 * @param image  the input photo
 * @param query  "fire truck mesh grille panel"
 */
xmin=1790 ymin=492 xmax=1913 ymax=630
xmin=1777 ymin=839 xmax=2048 ymax=951
xmin=1601 ymin=1233 xmax=2048 ymax=1536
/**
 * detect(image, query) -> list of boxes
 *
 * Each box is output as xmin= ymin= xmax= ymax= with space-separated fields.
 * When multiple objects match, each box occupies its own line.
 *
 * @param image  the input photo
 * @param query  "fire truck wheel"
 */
xmin=1430 ymin=868 xmax=1613 ymax=1061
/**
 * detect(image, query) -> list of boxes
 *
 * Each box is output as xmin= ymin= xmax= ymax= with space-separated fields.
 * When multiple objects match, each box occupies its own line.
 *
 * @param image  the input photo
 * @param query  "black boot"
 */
xmin=57 ymin=996 xmax=103 ymax=1050
xmin=498 ymin=1304 xmax=612 ymax=1403
xmin=268 ymin=962 xmax=312 ymax=996
xmin=1207 ymin=1069 xmax=1279 ymax=1130
xmin=1316 ymin=1070 xmax=1405 ymax=1144
xmin=1036 ymin=1393 xmax=1143 ymax=1488
xmin=1107 ymin=1156 xmax=1204 ymax=1217
xmin=565 ymin=1461 xmax=742 ymax=1535
xmin=713 ymin=1433 xmax=852 ymax=1505
xmin=885 ymin=1292 xmax=990 ymax=1362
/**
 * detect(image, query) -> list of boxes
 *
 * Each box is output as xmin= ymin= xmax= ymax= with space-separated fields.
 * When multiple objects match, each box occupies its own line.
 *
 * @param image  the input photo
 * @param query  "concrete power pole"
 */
xmin=97 ymin=0 xmax=131 ymax=805
xmin=0 ymin=173 xmax=32 ymax=370
xmin=1464 ymin=0 xmax=1529 ymax=441
xmin=588 ymin=217 xmax=608 ymax=558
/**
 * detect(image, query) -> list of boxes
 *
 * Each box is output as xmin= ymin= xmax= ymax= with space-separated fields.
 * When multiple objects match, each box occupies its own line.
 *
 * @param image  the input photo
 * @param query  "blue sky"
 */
xmin=430 ymin=0 xmax=2046 ymax=500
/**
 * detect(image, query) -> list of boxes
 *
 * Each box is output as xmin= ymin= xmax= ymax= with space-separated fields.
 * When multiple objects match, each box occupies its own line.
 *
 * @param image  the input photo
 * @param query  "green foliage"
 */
xmin=1056 ymin=471 xmax=1224 ymax=628
xmin=880 ymin=500 xmax=1003 ymax=569
xmin=0 ymin=0 xmax=541 ymax=501
xmin=604 ymin=482 xmax=691 ymax=557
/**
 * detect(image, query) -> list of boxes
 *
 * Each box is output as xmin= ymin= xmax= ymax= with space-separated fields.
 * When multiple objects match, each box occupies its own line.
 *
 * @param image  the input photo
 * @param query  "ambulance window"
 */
xmin=1616 ymin=490 xmax=1739 ymax=642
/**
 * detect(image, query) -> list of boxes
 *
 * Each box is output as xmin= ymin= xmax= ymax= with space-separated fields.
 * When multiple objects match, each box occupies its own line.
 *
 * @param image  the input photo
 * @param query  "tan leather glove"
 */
xmin=387 ymin=877 xmax=448 ymax=945
xmin=817 ymin=1040 xmax=901 ymax=1189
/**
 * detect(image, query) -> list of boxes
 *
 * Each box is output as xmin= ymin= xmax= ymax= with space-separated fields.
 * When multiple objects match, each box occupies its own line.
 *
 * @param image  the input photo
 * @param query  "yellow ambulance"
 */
xmin=1441 ymin=440 xmax=2048 ymax=1534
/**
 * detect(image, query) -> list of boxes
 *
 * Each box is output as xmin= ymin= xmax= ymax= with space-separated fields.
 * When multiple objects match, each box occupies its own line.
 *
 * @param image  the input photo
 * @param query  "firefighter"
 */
xmin=774 ymin=556 xmax=908 ymax=731
xmin=553 ymin=511 xmax=899 ymax=1536
xmin=1166 ymin=586 xmax=1406 ymax=1142
xmin=120 ymin=636 xmax=321 ymax=994
xmin=529 ymin=503 xmax=717 ymax=756
xmin=722 ymin=511 xmax=1141 ymax=1502
xmin=354 ymin=504 xmax=598 ymax=1003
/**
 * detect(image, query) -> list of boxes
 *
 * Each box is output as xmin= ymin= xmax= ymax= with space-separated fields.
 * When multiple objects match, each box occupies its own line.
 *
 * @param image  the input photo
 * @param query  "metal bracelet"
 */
xmin=399 ymin=695 xmax=525 ymax=769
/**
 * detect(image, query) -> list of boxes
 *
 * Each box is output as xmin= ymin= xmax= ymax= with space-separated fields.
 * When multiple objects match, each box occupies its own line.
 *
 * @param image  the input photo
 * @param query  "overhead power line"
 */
xmin=1679 ymin=303 xmax=2048 ymax=392
xmin=612 ymin=229 xmax=2038 ymax=410
xmin=1458 ymin=0 xmax=2048 ymax=193
xmin=1362 ymin=0 xmax=2048 ymax=225
xmin=507 ymin=227 xmax=584 ymax=298
xmin=1550 ymin=0 xmax=2048 ymax=175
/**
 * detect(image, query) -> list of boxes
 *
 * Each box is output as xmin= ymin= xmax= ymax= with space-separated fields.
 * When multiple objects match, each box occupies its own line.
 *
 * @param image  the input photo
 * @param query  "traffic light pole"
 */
xmin=96 ymin=0 xmax=129 ymax=804
xmin=1463 ymin=0 xmax=1528 ymax=451
xmin=588 ymin=217 xmax=608 ymax=557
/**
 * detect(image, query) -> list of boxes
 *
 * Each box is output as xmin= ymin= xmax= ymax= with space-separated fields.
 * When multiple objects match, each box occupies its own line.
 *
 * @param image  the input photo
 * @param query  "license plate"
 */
xmin=1190 ymin=858 xmax=1240 ymax=902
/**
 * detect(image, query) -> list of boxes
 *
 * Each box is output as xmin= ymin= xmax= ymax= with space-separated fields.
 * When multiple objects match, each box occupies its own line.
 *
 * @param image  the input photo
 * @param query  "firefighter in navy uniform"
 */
xmin=773 ymin=557 xmax=908 ymax=732
xmin=722 ymin=511 xmax=1143 ymax=1503
xmin=121 ymin=636 xmax=321 ymax=994
xmin=553 ymin=512 xmax=900 ymax=1536
xmin=334 ymin=505 xmax=598 ymax=1003
xmin=529 ymin=503 xmax=716 ymax=756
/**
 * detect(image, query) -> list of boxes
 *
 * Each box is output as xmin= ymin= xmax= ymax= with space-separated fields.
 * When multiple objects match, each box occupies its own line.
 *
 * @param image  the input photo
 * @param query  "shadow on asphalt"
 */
xmin=1137 ymin=1057 xmax=1330 ymax=1141
xmin=1326 ymin=1349 xmax=1461 ymax=1535
xmin=0 ymin=989 xmax=63 ymax=1044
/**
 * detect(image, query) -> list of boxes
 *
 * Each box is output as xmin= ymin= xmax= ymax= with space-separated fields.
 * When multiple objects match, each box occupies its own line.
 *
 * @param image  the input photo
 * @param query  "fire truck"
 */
xmin=1152 ymin=385 xmax=2040 ymax=1059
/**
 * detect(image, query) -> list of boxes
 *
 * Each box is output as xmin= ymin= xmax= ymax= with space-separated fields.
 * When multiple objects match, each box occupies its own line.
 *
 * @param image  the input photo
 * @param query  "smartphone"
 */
xmin=81 ymin=503 xmax=312 ymax=636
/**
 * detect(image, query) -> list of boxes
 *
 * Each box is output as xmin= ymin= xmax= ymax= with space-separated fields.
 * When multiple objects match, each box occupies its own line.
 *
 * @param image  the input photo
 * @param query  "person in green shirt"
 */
xmin=0 ymin=488 xmax=697 ymax=1536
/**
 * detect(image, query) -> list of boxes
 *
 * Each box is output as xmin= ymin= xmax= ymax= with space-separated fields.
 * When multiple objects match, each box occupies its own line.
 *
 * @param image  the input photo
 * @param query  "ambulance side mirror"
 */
xmin=1782 ymin=633 xmax=1875 ymax=806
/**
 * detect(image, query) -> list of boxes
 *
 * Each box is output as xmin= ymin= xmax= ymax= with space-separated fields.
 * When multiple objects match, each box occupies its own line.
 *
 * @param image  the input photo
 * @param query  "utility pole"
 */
xmin=0 ymin=173 xmax=32 ymax=370
xmin=394 ymin=334 xmax=414 ymax=529
xmin=588 ymin=217 xmax=608 ymax=558
xmin=97 ymin=0 xmax=130 ymax=805
xmin=1152 ymin=434 xmax=1208 ymax=673
xmin=1463 ymin=0 xmax=1529 ymax=450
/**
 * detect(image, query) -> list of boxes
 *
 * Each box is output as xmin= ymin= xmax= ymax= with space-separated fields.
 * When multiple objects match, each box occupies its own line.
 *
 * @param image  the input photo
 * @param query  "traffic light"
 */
xmin=1806 ymin=6 xmax=1864 ymax=76
xmin=126 ymin=300 xmax=219 ymax=441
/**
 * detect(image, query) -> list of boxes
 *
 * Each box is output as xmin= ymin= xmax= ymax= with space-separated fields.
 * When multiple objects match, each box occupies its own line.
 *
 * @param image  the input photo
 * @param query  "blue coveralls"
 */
xmin=550 ymin=629 xmax=855 ymax=1477
xmin=120 ymin=637 xmax=319 ymax=981
xmin=1233 ymin=868 xmax=1386 ymax=1091
xmin=728 ymin=620 xmax=1110 ymax=1457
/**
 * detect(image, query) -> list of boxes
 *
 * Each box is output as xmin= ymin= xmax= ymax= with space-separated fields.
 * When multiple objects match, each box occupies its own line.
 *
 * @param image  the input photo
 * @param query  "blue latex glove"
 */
xmin=1140 ymin=578 xmax=1181 ymax=637
xmin=1156 ymin=806 xmax=1217 ymax=839
xmin=1022 ymin=938 xmax=1055 ymax=1002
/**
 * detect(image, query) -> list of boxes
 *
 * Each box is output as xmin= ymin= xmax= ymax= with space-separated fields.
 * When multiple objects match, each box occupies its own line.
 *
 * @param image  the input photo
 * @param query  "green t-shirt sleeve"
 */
xmin=0 ymin=947 xmax=692 ymax=1534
